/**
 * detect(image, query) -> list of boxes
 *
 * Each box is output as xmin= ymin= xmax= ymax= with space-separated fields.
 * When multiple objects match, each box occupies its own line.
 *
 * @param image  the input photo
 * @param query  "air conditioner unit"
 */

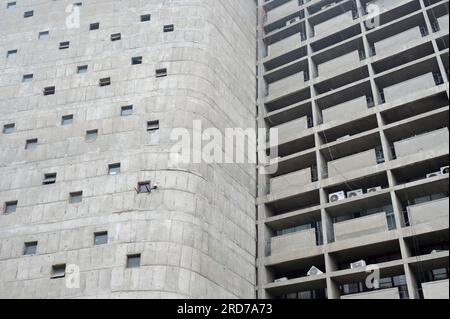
xmin=367 ymin=186 xmax=382 ymax=193
xmin=427 ymin=171 xmax=442 ymax=178
xmin=336 ymin=135 xmax=351 ymax=142
xmin=350 ymin=260 xmax=367 ymax=269
xmin=286 ymin=17 xmax=301 ymax=26
xmin=441 ymin=166 xmax=449 ymax=175
xmin=274 ymin=277 xmax=288 ymax=283
xmin=307 ymin=266 xmax=324 ymax=276
xmin=347 ymin=189 xmax=364 ymax=198
xmin=329 ymin=191 xmax=346 ymax=203
xmin=431 ymin=249 xmax=448 ymax=254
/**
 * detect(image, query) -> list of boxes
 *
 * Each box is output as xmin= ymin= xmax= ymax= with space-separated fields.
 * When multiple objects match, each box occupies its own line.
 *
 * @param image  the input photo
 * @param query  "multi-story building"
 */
xmin=0 ymin=0 xmax=449 ymax=300
xmin=0 ymin=0 xmax=257 ymax=298
xmin=256 ymin=0 xmax=449 ymax=299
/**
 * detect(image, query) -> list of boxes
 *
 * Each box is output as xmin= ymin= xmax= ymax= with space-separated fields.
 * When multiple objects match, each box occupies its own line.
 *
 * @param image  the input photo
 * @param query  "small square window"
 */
xmin=22 ymin=74 xmax=33 ymax=83
xmin=140 ymin=14 xmax=151 ymax=22
xmin=94 ymin=232 xmax=108 ymax=246
xmin=155 ymin=68 xmax=167 ymax=78
xmin=77 ymin=65 xmax=88 ymax=74
xmin=127 ymin=254 xmax=141 ymax=268
xmin=89 ymin=22 xmax=99 ymax=31
xmin=110 ymin=33 xmax=121 ymax=41
xmin=137 ymin=181 xmax=151 ymax=194
xmin=24 ymin=10 xmax=34 ymax=18
xmin=38 ymin=31 xmax=49 ymax=40
xmin=69 ymin=191 xmax=83 ymax=204
xmin=108 ymin=163 xmax=121 ymax=175
xmin=4 ymin=201 xmax=18 ymax=215
xmin=99 ymin=77 xmax=111 ymax=87
xmin=73 ymin=2 xmax=82 ymax=7
xmin=59 ymin=41 xmax=70 ymax=50
xmin=51 ymin=264 xmax=66 ymax=279
xmin=24 ymin=241 xmax=38 ymax=255
xmin=43 ymin=86 xmax=55 ymax=96
xmin=7 ymin=50 xmax=17 ymax=58
xmin=3 ymin=123 xmax=15 ymax=134
xmin=147 ymin=120 xmax=160 ymax=132
xmin=121 ymin=105 xmax=133 ymax=116
xmin=25 ymin=138 xmax=38 ymax=150
xmin=131 ymin=56 xmax=143 ymax=65
xmin=86 ymin=129 xmax=98 ymax=141
xmin=43 ymin=173 xmax=57 ymax=185
xmin=7 ymin=2 xmax=16 ymax=9
xmin=163 ymin=24 xmax=174 ymax=32
xmin=61 ymin=114 xmax=74 ymax=125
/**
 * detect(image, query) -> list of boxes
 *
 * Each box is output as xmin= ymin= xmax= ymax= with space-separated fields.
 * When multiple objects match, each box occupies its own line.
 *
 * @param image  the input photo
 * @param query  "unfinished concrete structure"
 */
xmin=257 ymin=0 xmax=449 ymax=299
xmin=0 ymin=0 xmax=257 ymax=298
xmin=0 ymin=0 xmax=449 ymax=300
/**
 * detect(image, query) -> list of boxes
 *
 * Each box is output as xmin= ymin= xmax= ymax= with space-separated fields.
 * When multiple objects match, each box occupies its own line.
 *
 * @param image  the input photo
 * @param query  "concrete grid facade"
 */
xmin=0 ymin=0 xmax=449 ymax=300
xmin=0 ymin=0 xmax=257 ymax=298
xmin=256 ymin=0 xmax=449 ymax=299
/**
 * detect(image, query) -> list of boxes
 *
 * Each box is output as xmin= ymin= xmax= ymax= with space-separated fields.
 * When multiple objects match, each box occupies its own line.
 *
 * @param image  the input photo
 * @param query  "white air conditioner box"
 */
xmin=367 ymin=186 xmax=382 ymax=193
xmin=307 ymin=266 xmax=324 ymax=276
xmin=286 ymin=17 xmax=301 ymax=26
xmin=347 ymin=189 xmax=364 ymax=198
xmin=350 ymin=260 xmax=367 ymax=269
xmin=427 ymin=171 xmax=442 ymax=178
xmin=274 ymin=277 xmax=288 ymax=283
xmin=329 ymin=191 xmax=346 ymax=202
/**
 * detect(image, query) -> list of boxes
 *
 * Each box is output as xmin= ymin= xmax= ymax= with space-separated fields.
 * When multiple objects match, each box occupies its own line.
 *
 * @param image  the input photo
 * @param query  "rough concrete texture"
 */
xmin=0 ymin=0 xmax=257 ymax=299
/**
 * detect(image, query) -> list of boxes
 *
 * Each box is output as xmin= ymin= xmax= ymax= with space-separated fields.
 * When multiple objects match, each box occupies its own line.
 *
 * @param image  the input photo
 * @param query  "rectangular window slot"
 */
xmin=25 ymin=138 xmax=38 ymax=149
xmin=61 ymin=115 xmax=74 ymax=125
xmin=121 ymin=105 xmax=133 ymax=116
xmin=3 ymin=123 xmax=15 ymax=134
xmin=131 ymin=56 xmax=143 ymax=65
xmin=111 ymin=33 xmax=121 ymax=41
xmin=69 ymin=191 xmax=83 ymax=204
xmin=59 ymin=41 xmax=70 ymax=49
xmin=51 ymin=264 xmax=66 ymax=279
xmin=24 ymin=241 xmax=38 ymax=255
xmin=155 ymin=68 xmax=167 ymax=78
xmin=94 ymin=232 xmax=108 ymax=246
xmin=127 ymin=254 xmax=141 ymax=268
xmin=164 ymin=24 xmax=174 ymax=32
xmin=99 ymin=77 xmax=111 ymax=87
xmin=4 ymin=201 xmax=18 ymax=215
xmin=43 ymin=86 xmax=55 ymax=95
xmin=108 ymin=163 xmax=121 ymax=175
xmin=43 ymin=173 xmax=57 ymax=185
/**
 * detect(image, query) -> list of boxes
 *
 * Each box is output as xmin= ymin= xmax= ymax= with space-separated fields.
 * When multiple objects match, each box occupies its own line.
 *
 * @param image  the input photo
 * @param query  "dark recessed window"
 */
xmin=69 ymin=191 xmax=83 ymax=204
xmin=3 ymin=123 xmax=15 ymax=134
xmin=24 ymin=10 xmax=34 ymax=18
xmin=25 ymin=138 xmax=38 ymax=150
xmin=4 ymin=201 xmax=18 ymax=215
xmin=43 ymin=173 xmax=57 ymax=185
xmin=86 ymin=129 xmax=98 ymax=141
xmin=126 ymin=254 xmax=141 ymax=268
xmin=163 ymin=24 xmax=174 ymax=32
xmin=155 ymin=68 xmax=167 ymax=78
xmin=38 ymin=31 xmax=49 ymax=40
xmin=94 ymin=232 xmax=108 ymax=246
xmin=99 ymin=77 xmax=111 ymax=87
xmin=59 ymin=41 xmax=70 ymax=50
xmin=7 ymin=2 xmax=16 ymax=9
xmin=121 ymin=105 xmax=133 ymax=116
xmin=147 ymin=120 xmax=160 ymax=132
xmin=7 ymin=49 xmax=17 ymax=58
xmin=24 ymin=241 xmax=38 ymax=255
xmin=22 ymin=74 xmax=33 ymax=83
xmin=43 ymin=86 xmax=55 ymax=95
xmin=89 ymin=22 xmax=99 ymax=31
xmin=140 ymin=14 xmax=151 ymax=22
xmin=108 ymin=163 xmax=121 ymax=175
xmin=110 ymin=33 xmax=121 ymax=41
xmin=51 ymin=264 xmax=66 ymax=279
xmin=77 ymin=65 xmax=88 ymax=74
xmin=131 ymin=56 xmax=142 ymax=65
xmin=137 ymin=181 xmax=151 ymax=194
xmin=61 ymin=114 xmax=74 ymax=125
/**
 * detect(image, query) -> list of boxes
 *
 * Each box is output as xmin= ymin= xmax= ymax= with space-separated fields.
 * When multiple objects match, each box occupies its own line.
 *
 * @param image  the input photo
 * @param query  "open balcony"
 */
xmin=407 ymin=197 xmax=449 ymax=227
xmin=266 ymin=0 xmax=301 ymax=25
xmin=334 ymin=213 xmax=390 ymax=242
xmin=266 ymin=72 xmax=305 ymax=102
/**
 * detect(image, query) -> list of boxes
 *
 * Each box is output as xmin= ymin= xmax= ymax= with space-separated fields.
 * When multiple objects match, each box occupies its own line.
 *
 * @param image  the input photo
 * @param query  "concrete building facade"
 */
xmin=256 ymin=0 xmax=449 ymax=299
xmin=0 ymin=0 xmax=449 ymax=300
xmin=0 ymin=0 xmax=257 ymax=298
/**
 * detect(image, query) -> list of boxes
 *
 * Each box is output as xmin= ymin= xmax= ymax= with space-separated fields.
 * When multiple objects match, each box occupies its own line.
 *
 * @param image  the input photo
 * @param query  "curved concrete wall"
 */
xmin=0 ymin=0 xmax=257 ymax=298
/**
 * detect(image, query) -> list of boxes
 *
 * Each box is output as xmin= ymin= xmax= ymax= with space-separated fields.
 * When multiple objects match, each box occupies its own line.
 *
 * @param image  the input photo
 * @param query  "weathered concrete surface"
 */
xmin=0 ymin=0 xmax=257 ymax=299
xmin=334 ymin=213 xmax=389 ymax=242
xmin=422 ymin=279 xmax=449 ymax=299
xmin=394 ymin=128 xmax=449 ymax=158
xmin=341 ymin=288 xmax=400 ymax=299
xmin=328 ymin=149 xmax=378 ymax=178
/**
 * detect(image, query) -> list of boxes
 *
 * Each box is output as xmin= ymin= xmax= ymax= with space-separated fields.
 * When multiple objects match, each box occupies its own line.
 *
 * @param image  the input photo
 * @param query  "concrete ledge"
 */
xmin=341 ymin=287 xmax=400 ymax=299
xmin=422 ymin=279 xmax=449 ymax=299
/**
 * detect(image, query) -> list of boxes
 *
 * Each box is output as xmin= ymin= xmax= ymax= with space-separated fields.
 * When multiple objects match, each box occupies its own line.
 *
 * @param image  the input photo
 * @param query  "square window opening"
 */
xmin=4 ymin=201 xmax=18 ymax=215
xmin=94 ymin=232 xmax=108 ymax=245
xmin=51 ymin=264 xmax=66 ymax=279
xmin=127 ymin=254 xmax=141 ymax=268
xmin=69 ymin=191 xmax=83 ymax=204
xmin=3 ymin=123 xmax=15 ymax=134
xmin=43 ymin=173 xmax=57 ymax=185
xmin=24 ymin=241 xmax=38 ymax=255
